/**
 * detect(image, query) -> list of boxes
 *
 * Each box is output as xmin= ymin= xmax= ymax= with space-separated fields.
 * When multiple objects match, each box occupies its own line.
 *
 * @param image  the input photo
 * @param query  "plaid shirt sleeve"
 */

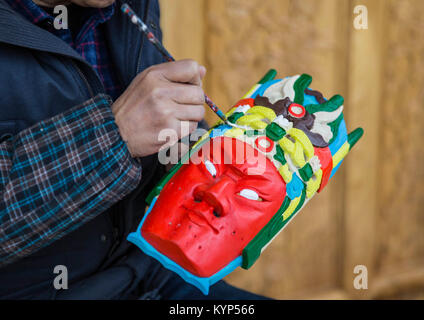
xmin=0 ymin=94 xmax=142 ymax=266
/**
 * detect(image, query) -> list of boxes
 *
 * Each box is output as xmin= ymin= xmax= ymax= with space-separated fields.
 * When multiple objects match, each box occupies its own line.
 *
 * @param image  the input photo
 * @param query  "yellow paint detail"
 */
xmin=226 ymin=107 xmax=237 ymax=117
xmin=232 ymin=105 xmax=277 ymax=130
xmin=332 ymin=142 xmax=350 ymax=167
xmin=236 ymin=114 xmax=267 ymax=130
xmin=224 ymin=127 xmax=244 ymax=138
xmin=247 ymin=106 xmax=277 ymax=122
xmin=282 ymin=195 xmax=301 ymax=221
xmin=250 ymin=121 xmax=268 ymax=130
xmin=242 ymin=84 xmax=260 ymax=99
xmin=279 ymin=136 xmax=306 ymax=167
xmin=279 ymin=137 xmax=295 ymax=154
xmin=292 ymin=141 xmax=307 ymax=167
xmin=192 ymin=131 xmax=210 ymax=148
xmin=212 ymin=120 xmax=224 ymax=127
xmin=237 ymin=114 xmax=262 ymax=124
xmin=278 ymin=164 xmax=292 ymax=183
xmin=278 ymin=128 xmax=316 ymax=170
xmin=288 ymin=128 xmax=314 ymax=159
xmin=306 ymin=169 xmax=323 ymax=198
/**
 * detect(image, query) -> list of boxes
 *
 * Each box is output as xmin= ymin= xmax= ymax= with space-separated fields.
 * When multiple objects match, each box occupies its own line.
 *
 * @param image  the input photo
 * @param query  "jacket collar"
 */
xmin=0 ymin=0 xmax=84 ymax=62
xmin=4 ymin=0 xmax=51 ymax=25
xmin=0 ymin=0 xmax=148 ymax=88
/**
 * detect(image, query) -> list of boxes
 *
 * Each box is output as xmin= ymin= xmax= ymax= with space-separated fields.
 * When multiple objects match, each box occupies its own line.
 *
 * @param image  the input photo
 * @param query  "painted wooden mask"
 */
xmin=128 ymin=70 xmax=363 ymax=294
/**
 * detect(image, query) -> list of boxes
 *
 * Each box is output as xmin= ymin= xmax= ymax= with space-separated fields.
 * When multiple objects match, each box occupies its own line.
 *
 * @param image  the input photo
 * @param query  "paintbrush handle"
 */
xmin=121 ymin=3 xmax=229 ymax=124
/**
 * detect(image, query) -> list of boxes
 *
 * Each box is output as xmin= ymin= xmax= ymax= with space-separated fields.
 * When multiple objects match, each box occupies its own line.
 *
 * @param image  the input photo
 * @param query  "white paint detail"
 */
xmin=259 ymin=139 xmax=270 ymax=149
xmin=290 ymin=105 xmax=303 ymax=116
xmin=234 ymin=104 xmax=251 ymax=113
xmin=263 ymin=75 xmax=300 ymax=103
xmin=204 ymin=159 xmax=217 ymax=177
xmin=310 ymin=105 xmax=344 ymax=143
xmin=273 ymin=115 xmax=293 ymax=131
xmin=309 ymin=156 xmax=321 ymax=172
xmin=226 ymin=122 xmax=249 ymax=130
xmin=239 ymin=189 xmax=260 ymax=201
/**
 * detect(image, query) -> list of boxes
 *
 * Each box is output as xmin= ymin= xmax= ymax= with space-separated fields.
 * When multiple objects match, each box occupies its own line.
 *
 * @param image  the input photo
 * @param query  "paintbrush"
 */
xmin=121 ymin=3 xmax=230 ymax=125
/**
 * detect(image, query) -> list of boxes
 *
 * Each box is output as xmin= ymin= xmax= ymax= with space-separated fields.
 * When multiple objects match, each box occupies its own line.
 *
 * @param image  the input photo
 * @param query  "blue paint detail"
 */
xmin=303 ymin=87 xmax=328 ymax=106
xmin=251 ymin=79 xmax=283 ymax=99
xmin=286 ymin=173 xmax=304 ymax=200
xmin=127 ymin=197 xmax=242 ymax=295
xmin=330 ymin=160 xmax=343 ymax=179
xmin=303 ymin=94 xmax=318 ymax=106
xmin=252 ymin=80 xmax=329 ymax=106
xmin=329 ymin=119 xmax=347 ymax=156
xmin=210 ymin=125 xmax=231 ymax=138
xmin=216 ymin=110 xmax=226 ymax=119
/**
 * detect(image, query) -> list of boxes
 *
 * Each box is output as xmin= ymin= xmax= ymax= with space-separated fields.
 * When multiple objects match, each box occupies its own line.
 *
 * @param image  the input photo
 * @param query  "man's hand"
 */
xmin=112 ymin=59 xmax=206 ymax=158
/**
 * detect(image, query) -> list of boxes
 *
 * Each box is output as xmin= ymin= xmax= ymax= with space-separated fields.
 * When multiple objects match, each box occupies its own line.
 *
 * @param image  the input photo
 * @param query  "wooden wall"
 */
xmin=160 ymin=0 xmax=424 ymax=299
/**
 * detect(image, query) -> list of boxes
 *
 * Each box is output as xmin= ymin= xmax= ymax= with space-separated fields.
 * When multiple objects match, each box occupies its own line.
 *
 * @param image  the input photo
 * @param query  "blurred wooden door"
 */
xmin=160 ymin=0 xmax=424 ymax=299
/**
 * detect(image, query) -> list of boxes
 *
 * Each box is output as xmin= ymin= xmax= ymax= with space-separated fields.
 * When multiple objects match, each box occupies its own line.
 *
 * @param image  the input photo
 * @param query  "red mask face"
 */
xmin=142 ymin=136 xmax=286 ymax=277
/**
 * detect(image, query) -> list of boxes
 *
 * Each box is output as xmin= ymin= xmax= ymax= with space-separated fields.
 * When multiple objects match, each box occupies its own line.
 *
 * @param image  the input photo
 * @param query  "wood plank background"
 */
xmin=160 ymin=0 xmax=424 ymax=299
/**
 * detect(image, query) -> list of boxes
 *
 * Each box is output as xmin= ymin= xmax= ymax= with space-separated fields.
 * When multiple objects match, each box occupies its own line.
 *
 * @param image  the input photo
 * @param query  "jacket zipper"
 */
xmin=104 ymin=0 xmax=152 ymax=260
xmin=71 ymin=60 xmax=96 ymax=98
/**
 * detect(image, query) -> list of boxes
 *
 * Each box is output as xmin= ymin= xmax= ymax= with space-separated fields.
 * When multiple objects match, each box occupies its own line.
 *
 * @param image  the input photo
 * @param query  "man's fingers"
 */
xmin=199 ymin=65 xmax=206 ymax=80
xmin=170 ymin=83 xmax=205 ymax=105
xmin=188 ymin=121 xmax=198 ymax=134
xmin=159 ymin=59 xmax=205 ymax=86
xmin=175 ymin=105 xmax=205 ymax=122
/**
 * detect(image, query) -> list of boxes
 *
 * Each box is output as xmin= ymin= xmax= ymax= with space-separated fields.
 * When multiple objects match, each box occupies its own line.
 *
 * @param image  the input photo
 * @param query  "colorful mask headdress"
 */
xmin=128 ymin=70 xmax=363 ymax=295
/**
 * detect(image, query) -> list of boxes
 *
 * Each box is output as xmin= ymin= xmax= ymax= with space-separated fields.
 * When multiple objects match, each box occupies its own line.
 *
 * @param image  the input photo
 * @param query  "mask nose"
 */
xmin=193 ymin=176 xmax=234 ymax=217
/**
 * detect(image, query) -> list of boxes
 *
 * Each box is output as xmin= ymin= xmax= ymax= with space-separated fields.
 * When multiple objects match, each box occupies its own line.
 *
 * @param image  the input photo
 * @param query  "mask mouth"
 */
xmin=183 ymin=204 xmax=220 ymax=235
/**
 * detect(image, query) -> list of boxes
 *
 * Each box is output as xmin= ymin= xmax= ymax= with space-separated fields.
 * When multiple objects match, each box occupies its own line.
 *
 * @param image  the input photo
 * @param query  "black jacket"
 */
xmin=0 ymin=0 xmax=169 ymax=299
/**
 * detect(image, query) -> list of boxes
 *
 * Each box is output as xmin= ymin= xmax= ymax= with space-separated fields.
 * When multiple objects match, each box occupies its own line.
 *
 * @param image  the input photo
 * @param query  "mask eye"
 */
xmin=204 ymin=159 xmax=217 ymax=177
xmin=238 ymin=189 xmax=263 ymax=201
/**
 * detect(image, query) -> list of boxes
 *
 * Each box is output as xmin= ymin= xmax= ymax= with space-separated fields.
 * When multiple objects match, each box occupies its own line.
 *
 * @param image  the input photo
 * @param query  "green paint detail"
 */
xmin=293 ymin=74 xmax=312 ymax=105
xmin=242 ymin=197 xmax=291 ymax=269
xmin=305 ymin=94 xmax=344 ymax=114
xmin=241 ymin=189 xmax=307 ymax=269
xmin=245 ymin=129 xmax=265 ymax=137
xmin=246 ymin=130 xmax=256 ymax=137
xmin=271 ymin=188 xmax=306 ymax=235
xmin=228 ymin=112 xmax=244 ymax=124
xmin=299 ymin=163 xmax=313 ymax=181
xmin=327 ymin=113 xmax=344 ymax=145
xmin=347 ymin=128 xmax=364 ymax=149
xmin=273 ymin=145 xmax=286 ymax=165
xmin=145 ymin=137 xmax=211 ymax=205
xmin=266 ymin=122 xmax=286 ymax=141
xmin=258 ymin=69 xmax=277 ymax=84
